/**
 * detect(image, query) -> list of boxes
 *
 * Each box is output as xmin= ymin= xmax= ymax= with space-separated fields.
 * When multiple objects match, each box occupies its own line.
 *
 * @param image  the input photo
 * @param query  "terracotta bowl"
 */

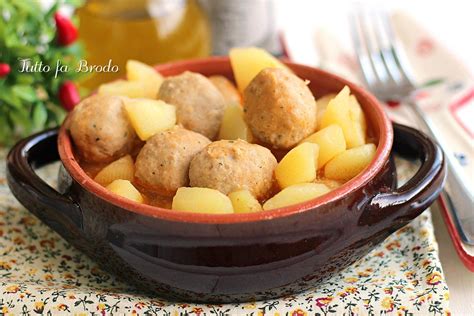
xmin=7 ymin=57 xmax=446 ymax=303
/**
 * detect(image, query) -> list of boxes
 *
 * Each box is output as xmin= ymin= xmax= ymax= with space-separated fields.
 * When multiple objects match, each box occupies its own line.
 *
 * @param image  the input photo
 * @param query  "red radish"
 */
xmin=54 ymin=12 xmax=78 ymax=46
xmin=0 ymin=63 xmax=10 ymax=78
xmin=59 ymin=81 xmax=80 ymax=111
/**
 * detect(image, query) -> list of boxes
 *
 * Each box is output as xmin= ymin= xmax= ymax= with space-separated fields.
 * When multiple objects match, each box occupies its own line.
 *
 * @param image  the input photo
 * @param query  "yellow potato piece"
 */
xmin=320 ymin=86 xmax=365 ymax=148
xmin=324 ymin=143 xmax=377 ymax=180
xmin=94 ymin=155 xmax=135 ymax=186
xmin=228 ymin=190 xmax=262 ymax=213
xmin=98 ymin=80 xmax=153 ymax=99
xmin=126 ymin=60 xmax=163 ymax=83
xmin=106 ymin=179 xmax=143 ymax=203
xmin=315 ymin=178 xmax=343 ymax=190
xmin=263 ymin=183 xmax=330 ymax=210
xmin=275 ymin=142 xmax=319 ymax=188
xmin=320 ymin=87 xmax=350 ymax=129
xmin=218 ymin=104 xmax=251 ymax=141
xmin=349 ymin=95 xmax=367 ymax=143
xmin=301 ymin=125 xmax=346 ymax=168
xmin=172 ymin=187 xmax=234 ymax=214
xmin=229 ymin=47 xmax=289 ymax=92
xmin=126 ymin=60 xmax=164 ymax=98
xmin=209 ymin=75 xmax=241 ymax=106
xmin=124 ymin=99 xmax=176 ymax=141
xmin=316 ymin=93 xmax=336 ymax=129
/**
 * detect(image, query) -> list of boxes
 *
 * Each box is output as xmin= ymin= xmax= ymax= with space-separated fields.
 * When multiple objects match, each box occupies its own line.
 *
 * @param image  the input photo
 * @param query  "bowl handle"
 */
xmin=359 ymin=123 xmax=446 ymax=230
xmin=6 ymin=128 xmax=84 ymax=240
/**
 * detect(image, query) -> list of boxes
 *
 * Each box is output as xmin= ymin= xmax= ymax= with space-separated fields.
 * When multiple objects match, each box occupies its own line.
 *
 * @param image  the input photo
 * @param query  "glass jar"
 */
xmin=199 ymin=0 xmax=281 ymax=56
xmin=77 ymin=0 xmax=211 ymax=89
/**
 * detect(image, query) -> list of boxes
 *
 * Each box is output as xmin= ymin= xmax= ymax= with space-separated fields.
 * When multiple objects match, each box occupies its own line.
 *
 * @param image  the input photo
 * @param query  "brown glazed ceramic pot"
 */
xmin=7 ymin=57 xmax=446 ymax=303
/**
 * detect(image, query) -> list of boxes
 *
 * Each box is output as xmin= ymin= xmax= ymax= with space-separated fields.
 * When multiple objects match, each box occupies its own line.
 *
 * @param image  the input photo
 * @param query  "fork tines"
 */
xmin=349 ymin=7 xmax=415 ymax=100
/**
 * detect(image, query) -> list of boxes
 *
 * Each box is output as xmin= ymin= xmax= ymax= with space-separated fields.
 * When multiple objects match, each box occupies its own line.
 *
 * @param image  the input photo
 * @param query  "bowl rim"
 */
xmin=58 ymin=56 xmax=393 ymax=224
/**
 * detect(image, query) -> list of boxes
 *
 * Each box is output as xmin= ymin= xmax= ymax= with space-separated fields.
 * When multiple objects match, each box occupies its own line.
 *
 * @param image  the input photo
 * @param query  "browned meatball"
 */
xmin=158 ymin=71 xmax=226 ymax=139
xmin=135 ymin=126 xmax=211 ymax=194
xmin=244 ymin=68 xmax=317 ymax=149
xmin=189 ymin=140 xmax=277 ymax=198
xmin=69 ymin=95 xmax=137 ymax=162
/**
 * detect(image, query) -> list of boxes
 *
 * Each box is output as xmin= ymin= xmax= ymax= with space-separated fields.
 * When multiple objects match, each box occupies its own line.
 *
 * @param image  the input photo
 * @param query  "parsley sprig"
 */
xmin=0 ymin=0 xmax=84 ymax=146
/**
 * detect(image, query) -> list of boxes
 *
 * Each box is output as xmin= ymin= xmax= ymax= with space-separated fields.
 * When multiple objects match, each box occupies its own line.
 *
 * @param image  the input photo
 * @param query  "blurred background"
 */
xmin=1 ymin=0 xmax=473 ymax=145
xmin=44 ymin=0 xmax=474 ymax=87
xmin=76 ymin=0 xmax=474 ymax=87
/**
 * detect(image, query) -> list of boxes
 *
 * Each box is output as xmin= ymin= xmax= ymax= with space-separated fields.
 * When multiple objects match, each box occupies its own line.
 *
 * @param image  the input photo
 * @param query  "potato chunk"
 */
xmin=124 ymin=99 xmax=176 ymax=141
xmin=324 ymin=143 xmax=376 ymax=180
xmin=126 ymin=60 xmax=164 ymax=98
xmin=106 ymin=179 xmax=143 ymax=203
xmin=228 ymin=190 xmax=262 ymax=213
xmin=94 ymin=155 xmax=135 ymax=186
xmin=98 ymin=80 xmax=152 ymax=99
xmin=349 ymin=95 xmax=367 ymax=143
xmin=315 ymin=178 xmax=343 ymax=190
xmin=229 ymin=47 xmax=289 ymax=92
xmin=320 ymin=86 xmax=365 ymax=148
xmin=218 ymin=104 xmax=251 ymax=141
xmin=301 ymin=125 xmax=346 ymax=168
xmin=316 ymin=93 xmax=336 ymax=129
xmin=275 ymin=142 xmax=319 ymax=188
xmin=172 ymin=187 xmax=234 ymax=214
xmin=263 ymin=183 xmax=330 ymax=210
xmin=209 ymin=75 xmax=241 ymax=106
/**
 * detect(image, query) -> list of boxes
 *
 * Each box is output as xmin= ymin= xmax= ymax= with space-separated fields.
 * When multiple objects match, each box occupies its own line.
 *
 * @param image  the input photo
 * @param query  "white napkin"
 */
xmin=306 ymin=10 xmax=474 ymax=260
xmin=313 ymin=11 xmax=474 ymax=188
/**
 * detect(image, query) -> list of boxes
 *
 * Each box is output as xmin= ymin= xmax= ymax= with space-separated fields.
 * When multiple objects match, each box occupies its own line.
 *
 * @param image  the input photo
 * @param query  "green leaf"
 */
xmin=15 ymin=74 xmax=36 ymax=85
xmin=4 ymin=32 xmax=21 ymax=47
xmin=12 ymin=85 xmax=37 ymax=102
xmin=9 ymin=44 xmax=37 ymax=57
xmin=0 ymin=115 xmax=13 ymax=146
xmin=0 ymin=0 xmax=83 ymax=145
xmin=0 ymin=86 xmax=23 ymax=108
xmin=12 ymin=0 xmax=40 ymax=15
xmin=67 ymin=0 xmax=85 ymax=6
xmin=32 ymin=103 xmax=48 ymax=130
xmin=45 ymin=2 xmax=60 ymax=18
xmin=45 ymin=101 xmax=66 ymax=124
xmin=9 ymin=107 xmax=32 ymax=135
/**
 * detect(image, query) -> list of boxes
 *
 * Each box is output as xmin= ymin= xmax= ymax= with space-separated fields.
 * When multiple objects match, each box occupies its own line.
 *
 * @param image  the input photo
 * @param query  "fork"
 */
xmin=350 ymin=8 xmax=474 ymax=245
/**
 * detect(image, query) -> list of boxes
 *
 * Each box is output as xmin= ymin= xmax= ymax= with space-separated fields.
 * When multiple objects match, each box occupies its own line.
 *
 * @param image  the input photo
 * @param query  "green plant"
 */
xmin=0 ymin=0 xmax=84 ymax=146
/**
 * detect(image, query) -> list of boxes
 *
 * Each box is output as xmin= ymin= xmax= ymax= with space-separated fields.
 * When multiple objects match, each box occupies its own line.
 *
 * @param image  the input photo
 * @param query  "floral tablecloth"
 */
xmin=0 ymin=148 xmax=450 ymax=315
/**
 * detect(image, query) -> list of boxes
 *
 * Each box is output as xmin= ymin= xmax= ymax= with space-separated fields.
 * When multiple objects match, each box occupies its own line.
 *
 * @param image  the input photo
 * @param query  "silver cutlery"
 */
xmin=349 ymin=8 xmax=474 ymax=245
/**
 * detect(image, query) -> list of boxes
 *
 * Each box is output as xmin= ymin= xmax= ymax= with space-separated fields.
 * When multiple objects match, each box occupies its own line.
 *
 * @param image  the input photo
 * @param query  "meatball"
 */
xmin=69 ymin=95 xmax=137 ymax=162
xmin=158 ymin=71 xmax=226 ymax=139
xmin=244 ymin=68 xmax=317 ymax=149
xmin=135 ymin=126 xmax=211 ymax=194
xmin=189 ymin=140 xmax=277 ymax=198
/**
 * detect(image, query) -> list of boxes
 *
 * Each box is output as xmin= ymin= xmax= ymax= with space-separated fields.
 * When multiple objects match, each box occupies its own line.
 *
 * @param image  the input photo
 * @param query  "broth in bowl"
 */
xmin=69 ymin=48 xmax=376 ymax=214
